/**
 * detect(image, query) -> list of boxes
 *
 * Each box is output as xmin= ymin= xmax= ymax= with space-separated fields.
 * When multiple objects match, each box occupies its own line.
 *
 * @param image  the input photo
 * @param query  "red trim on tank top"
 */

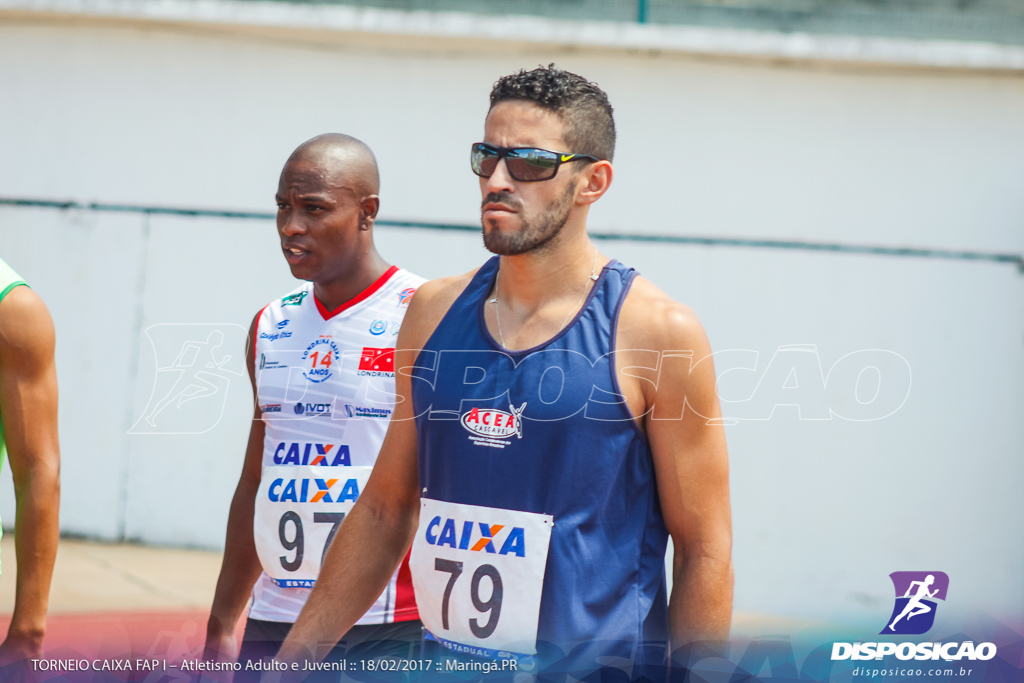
xmin=251 ymin=304 xmax=269 ymax=366
xmin=315 ymin=265 xmax=400 ymax=320
xmin=392 ymin=549 xmax=420 ymax=622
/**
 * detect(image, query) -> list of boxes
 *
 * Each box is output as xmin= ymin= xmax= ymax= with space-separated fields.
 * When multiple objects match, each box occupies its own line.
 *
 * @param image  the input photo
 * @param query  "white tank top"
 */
xmin=250 ymin=266 xmax=424 ymax=624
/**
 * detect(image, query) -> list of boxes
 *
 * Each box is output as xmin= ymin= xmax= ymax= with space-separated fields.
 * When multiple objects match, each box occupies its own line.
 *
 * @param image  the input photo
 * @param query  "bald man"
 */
xmin=204 ymin=135 xmax=425 ymax=678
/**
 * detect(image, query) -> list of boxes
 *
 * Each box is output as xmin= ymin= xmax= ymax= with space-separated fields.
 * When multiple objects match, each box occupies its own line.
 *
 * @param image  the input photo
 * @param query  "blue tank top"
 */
xmin=412 ymin=256 xmax=669 ymax=678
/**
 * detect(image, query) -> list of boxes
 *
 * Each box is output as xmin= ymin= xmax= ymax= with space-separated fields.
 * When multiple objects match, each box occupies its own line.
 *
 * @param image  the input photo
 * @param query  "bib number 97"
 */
xmin=277 ymin=511 xmax=345 ymax=571
xmin=434 ymin=559 xmax=503 ymax=638
xmin=254 ymin=465 xmax=372 ymax=583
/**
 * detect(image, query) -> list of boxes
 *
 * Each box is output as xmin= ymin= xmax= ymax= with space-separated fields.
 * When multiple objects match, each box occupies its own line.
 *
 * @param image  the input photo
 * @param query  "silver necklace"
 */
xmin=489 ymin=246 xmax=599 ymax=349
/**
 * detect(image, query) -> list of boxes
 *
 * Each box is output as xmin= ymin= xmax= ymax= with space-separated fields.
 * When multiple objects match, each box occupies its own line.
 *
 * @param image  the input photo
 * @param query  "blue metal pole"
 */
xmin=638 ymin=0 xmax=648 ymax=23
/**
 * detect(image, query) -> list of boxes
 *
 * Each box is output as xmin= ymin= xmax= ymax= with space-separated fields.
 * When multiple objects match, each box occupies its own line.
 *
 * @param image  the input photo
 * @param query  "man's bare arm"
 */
xmin=204 ymin=312 xmax=265 ymax=661
xmin=275 ymin=407 xmax=421 ymax=663
xmin=622 ymin=283 xmax=733 ymax=651
xmin=276 ymin=275 xmax=469 ymax=664
xmin=0 ymin=286 xmax=61 ymax=663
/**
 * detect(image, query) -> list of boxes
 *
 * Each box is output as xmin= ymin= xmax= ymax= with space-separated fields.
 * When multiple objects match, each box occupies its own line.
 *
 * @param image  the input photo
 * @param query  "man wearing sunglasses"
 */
xmin=278 ymin=67 xmax=733 ymax=680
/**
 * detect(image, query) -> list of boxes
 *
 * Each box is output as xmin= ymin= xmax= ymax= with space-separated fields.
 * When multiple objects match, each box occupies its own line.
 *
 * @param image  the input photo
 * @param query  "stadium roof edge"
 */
xmin=2 ymin=0 xmax=1024 ymax=73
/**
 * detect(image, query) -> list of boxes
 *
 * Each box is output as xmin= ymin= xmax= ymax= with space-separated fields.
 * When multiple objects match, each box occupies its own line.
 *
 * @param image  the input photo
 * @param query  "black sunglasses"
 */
xmin=470 ymin=143 xmax=599 ymax=182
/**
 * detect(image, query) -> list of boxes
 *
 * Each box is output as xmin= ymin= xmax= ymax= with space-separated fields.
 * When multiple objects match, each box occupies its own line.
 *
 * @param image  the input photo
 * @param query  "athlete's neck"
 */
xmin=494 ymin=228 xmax=606 ymax=314
xmin=313 ymin=249 xmax=391 ymax=312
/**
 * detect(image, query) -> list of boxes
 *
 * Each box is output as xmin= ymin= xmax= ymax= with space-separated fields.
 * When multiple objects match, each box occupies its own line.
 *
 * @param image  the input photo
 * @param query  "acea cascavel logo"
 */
xmin=882 ymin=571 xmax=949 ymax=635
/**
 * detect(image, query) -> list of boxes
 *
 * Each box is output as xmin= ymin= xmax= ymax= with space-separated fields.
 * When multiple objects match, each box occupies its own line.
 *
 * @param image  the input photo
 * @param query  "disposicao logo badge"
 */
xmin=881 ymin=571 xmax=949 ymax=635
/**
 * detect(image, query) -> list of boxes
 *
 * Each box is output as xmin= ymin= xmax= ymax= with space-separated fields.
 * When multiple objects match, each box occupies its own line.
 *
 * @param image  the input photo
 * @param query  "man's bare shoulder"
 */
xmin=0 ymin=286 xmax=55 ymax=359
xmin=410 ymin=269 xmax=480 ymax=310
xmin=619 ymin=275 xmax=710 ymax=354
xmin=398 ymin=267 xmax=481 ymax=350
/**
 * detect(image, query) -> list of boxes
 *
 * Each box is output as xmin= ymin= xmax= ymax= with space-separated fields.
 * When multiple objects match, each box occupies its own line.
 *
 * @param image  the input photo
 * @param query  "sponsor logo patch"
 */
xmin=423 ymin=516 xmax=526 ymax=557
xmin=343 ymin=404 xmax=392 ymax=419
xmin=358 ymin=347 xmax=395 ymax=377
xmin=293 ymin=402 xmax=332 ymax=417
xmin=282 ymin=291 xmax=307 ymax=307
xmin=397 ymin=287 xmax=417 ymax=307
xmin=460 ymin=403 xmax=526 ymax=449
xmin=272 ymin=442 xmax=351 ymax=466
xmin=266 ymin=476 xmax=360 ymax=503
xmin=259 ymin=354 xmax=289 ymax=371
xmin=301 ymin=337 xmax=339 ymax=383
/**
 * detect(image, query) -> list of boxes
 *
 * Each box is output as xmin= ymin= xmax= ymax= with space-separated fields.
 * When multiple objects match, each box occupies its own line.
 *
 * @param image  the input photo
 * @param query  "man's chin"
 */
xmin=481 ymin=222 xmax=512 ymax=255
xmin=482 ymin=233 xmax=525 ymax=256
xmin=286 ymin=262 xmax=316 ymax=281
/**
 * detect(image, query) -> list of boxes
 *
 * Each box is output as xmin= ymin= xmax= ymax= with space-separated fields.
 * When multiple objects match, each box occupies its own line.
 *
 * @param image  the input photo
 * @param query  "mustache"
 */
xmin=481 ymin=192 xmax=522 ymax=211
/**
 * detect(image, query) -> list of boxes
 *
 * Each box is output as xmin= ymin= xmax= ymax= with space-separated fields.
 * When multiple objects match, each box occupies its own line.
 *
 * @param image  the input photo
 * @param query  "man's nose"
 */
xmin=484 ymin=157 xmax=515 ymax=195
xmin=278 ymin=210 xmax=307 ymax=236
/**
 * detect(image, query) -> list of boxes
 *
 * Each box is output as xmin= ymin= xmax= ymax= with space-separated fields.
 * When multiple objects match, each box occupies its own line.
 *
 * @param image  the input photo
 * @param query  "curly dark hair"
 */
xmin=489 ymin=64 xmax=616 ymax=162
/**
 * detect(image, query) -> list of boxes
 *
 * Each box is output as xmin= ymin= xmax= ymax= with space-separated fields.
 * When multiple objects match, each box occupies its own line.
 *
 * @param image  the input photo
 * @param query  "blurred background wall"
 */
xmin=1 ymin=0 xmax=1022 ymax=631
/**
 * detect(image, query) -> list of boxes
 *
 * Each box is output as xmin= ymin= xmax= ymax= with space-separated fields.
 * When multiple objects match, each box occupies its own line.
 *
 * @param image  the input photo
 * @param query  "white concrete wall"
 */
xmin=0 ymin=12 xmax=1022 ymax=629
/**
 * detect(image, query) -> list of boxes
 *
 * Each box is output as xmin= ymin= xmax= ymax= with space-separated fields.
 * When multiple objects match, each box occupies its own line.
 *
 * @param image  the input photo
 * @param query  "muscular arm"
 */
xmin=276 ymin=275 xmax=469 ymax=664
xmin=275 ymin=401 xmax=420 ymax=663
xmin=621 ymin=281 xmax=733 ymax=652
xmin=204 ymin=312 xmax=265 ymax=661
xmin=0 ymin=287 xmax=60 ymax=663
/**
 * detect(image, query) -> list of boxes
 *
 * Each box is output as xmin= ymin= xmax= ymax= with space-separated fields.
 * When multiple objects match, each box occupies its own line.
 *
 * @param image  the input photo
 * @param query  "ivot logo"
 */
xmin=293 ymin=401 xmax=332 ymax=417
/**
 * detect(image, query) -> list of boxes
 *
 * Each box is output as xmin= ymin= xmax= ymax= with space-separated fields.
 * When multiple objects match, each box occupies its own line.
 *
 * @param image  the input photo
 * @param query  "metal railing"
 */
xmin=2 ymin=197 xmax=1021 ymax=270
xmin=220 ymin=0 xmax=1024 ymax=45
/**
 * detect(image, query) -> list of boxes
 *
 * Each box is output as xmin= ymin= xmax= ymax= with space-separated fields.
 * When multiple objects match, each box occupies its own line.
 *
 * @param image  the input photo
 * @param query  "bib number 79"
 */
xmin=435 ymin=558 xmax=503 ymax=639
xmin=410 ymin=499 xmax=551 ymax=656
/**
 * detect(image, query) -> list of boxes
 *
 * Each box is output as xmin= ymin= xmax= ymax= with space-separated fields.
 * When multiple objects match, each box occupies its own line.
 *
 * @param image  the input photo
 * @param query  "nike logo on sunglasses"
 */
xmin=560 ymin=154 xmax=575 ymax=162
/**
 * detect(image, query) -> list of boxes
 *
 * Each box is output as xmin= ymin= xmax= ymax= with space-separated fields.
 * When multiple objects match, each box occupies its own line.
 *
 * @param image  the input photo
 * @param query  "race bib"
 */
xmin=254 ymin=465 xmax=372 ymax=587
xmin=410 ymin=498 xmax=553 ymax=662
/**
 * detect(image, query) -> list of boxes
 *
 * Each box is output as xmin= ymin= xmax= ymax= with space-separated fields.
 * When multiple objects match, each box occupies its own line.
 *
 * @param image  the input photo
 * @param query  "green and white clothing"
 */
xmin=0 ymin=257 xmax=30 ymax=571
xmin=0 ymin=257 xmax=29 ymax=473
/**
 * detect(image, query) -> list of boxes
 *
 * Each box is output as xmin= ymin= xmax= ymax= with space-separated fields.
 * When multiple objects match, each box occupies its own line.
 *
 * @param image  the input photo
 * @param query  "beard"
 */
xmin=481 ymin=182 xmax=575 ymax=256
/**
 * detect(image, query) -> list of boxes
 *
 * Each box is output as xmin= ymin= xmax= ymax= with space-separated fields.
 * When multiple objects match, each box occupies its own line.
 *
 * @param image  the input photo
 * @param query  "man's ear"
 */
xmin=359 ymin=194 xmax=380 ymax=229
xmin=577 ymin=161 xmax=613 ymax=206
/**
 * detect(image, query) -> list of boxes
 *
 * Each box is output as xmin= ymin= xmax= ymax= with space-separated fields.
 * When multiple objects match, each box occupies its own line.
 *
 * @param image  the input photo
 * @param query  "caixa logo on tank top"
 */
xmin=460 ymin=403 xmax=526 ymax=449
xmin=301 ymin=336 xmax=340 ymax=383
